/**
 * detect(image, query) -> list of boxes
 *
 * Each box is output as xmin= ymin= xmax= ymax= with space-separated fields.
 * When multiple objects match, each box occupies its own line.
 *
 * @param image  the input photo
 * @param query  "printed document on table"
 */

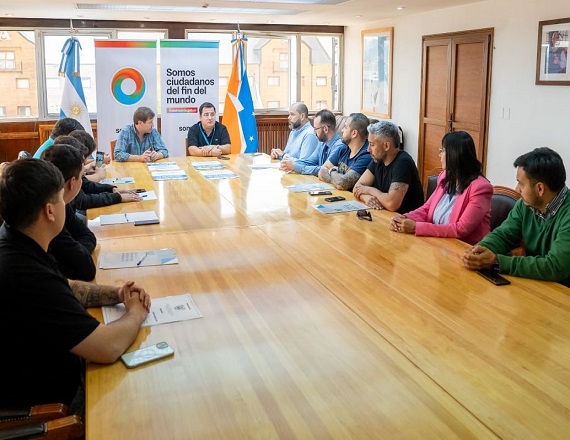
xmin=191 ymin=161 xmax=224 ymax=170
xmin=147 ymin=161 xmax=180 ymax=171
xmin=313 ymin=200 xmax=369 ymax=214
xmin=99 ymin=248 xmax=178 ymax=269
xmin=102 ymin=293 xmax=203 ymax=327
xmin=249 ymin=163 xmax=281 ymax=169
xmin=151 ymin=169 xmax=188 ymax=181
xmin=100 ymin=211 xmax=159 ymax=226
xmin=199 ymin=169 xmax=238 ymax=180
xmin=100 ymin=177 xmax=134 ymax=184
xmin=139 ymin=190 xmax=157 ymax=201
xmin=286 ymin=183 xmax=334 ymax=193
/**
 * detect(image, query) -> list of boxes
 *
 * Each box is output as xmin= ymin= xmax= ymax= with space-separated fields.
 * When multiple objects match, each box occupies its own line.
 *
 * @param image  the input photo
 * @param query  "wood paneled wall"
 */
xmin=0 ymin=116 xmax=290 ymax=161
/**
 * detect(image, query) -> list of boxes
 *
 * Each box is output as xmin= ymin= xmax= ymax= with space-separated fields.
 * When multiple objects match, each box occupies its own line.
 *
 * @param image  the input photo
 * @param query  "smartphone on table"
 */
xmin=309 ymin=190 xmax=333 ymax=196
xmin=121 ymin=342 xmax=174 ymax=368
xmin=324 ymin=196 xmax=346 ymax=202
xmin=476 ymin=269 xmax=511 ymax=286
xmin=95 ymin=151 xmax=105 ymax=167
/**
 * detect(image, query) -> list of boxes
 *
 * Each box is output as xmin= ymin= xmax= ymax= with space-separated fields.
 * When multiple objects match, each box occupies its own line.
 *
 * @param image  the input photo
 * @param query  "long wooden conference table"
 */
xmin=87 ymin=155 xmax=570 ymax=439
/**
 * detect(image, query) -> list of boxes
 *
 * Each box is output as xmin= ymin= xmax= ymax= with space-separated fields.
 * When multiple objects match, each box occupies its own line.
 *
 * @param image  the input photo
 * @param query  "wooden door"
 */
xmin=418 ymin=30 xmax=493 ymax=192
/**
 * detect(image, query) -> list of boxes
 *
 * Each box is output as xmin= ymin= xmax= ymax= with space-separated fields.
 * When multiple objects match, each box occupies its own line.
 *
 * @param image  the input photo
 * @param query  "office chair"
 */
xmin=490 ymin=186 xmax=520 ymax=231
xmin=425 ymin=174 xmax=439 ymax=201
xmin=0 ymin=403 xmax=84 ymax=440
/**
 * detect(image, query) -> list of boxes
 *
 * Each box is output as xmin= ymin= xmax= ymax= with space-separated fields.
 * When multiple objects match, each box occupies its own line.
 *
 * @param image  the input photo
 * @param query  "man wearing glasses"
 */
xmin=271 ymin=102 xmax=318 ymax=161
xmin=280 ymin=109 xmax=343 ymax=176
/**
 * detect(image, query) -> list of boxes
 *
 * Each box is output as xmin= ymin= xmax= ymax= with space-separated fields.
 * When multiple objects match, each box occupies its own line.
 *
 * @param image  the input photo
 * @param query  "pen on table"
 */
xmin=136 ymin=252 xmax=148 ymax=267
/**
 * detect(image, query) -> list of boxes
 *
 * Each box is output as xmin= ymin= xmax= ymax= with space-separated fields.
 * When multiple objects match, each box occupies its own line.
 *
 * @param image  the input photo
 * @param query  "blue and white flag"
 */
xmin=58 ymin=37 xmax=93 ymax=136
xmin=224 ymin=36 xmax=258 ymax=154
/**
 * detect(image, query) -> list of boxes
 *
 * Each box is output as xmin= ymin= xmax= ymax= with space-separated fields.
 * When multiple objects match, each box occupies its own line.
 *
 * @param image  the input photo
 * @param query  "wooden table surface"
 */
xmin=87 ymin=155 xmax=570 ymax=439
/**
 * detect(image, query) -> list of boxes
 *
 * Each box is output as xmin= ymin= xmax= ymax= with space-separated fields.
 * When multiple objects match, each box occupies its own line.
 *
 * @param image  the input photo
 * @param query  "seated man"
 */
xmin=353 ymin=121 xmax=424 ymax=213
xmin=33 ymin=117 xmax=85 ymax=159
xmin=270 ymin=102 xmax=318 ymax=161
xmin=280 ymin=109 xmax=343 ymax=176
xmin=318 ymin=113 xmax=371 ymax=191
xmin=462 ymin=147 xmax=570 ymax=287
xmin=187 ymin=102 xmax=231 ymax=157
xmin=0 ymin=159 xmax=150 ymax=414
xmin=114 ymin=106 xmax=168 ymax=162
xmin=70 ymin=129 xmax=106 ymax=183
xmin=41 ymin=143 xmax=97 ymax=281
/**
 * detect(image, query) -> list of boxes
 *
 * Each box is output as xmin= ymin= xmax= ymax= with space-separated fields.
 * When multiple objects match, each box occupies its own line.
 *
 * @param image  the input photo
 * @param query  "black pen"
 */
xmin=136 ymin=252 xmax=148 ymax=267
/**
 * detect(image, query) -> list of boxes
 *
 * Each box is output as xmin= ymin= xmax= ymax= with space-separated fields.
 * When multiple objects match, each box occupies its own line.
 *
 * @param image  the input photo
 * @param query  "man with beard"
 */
xmin=353 ymin=120 xmax=423 ymax=213
xmin=279 ymin=109 xmax=343 ymax=176
xmin=270 ymin=102 xmax=318 ymax=161
xmin=318 ymin=113 xmax=372 ymax=191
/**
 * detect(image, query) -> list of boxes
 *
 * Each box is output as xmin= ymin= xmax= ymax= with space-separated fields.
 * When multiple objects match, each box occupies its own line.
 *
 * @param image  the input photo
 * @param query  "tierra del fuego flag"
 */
xmin=224 ymin=37 xmax=259 ymax=154
xmin=58 ymin=37 xmax=93 ymax=137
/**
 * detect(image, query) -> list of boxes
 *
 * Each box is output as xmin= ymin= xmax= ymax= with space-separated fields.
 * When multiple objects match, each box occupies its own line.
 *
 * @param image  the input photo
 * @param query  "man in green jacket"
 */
xmin=462 ymin=147 xmax=570 ymax=287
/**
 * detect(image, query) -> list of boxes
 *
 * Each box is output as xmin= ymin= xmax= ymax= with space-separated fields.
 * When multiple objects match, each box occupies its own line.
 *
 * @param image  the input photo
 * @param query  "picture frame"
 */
xmin=536 ymin=17 xmax=570 ymax=85
xmin=361 ymin=27 xmax=393 ymax=118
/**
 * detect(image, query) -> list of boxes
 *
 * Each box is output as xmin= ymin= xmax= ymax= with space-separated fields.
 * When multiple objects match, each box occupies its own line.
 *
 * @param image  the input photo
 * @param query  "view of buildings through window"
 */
xmin=0 ymin=28 xmax=341 ymax=119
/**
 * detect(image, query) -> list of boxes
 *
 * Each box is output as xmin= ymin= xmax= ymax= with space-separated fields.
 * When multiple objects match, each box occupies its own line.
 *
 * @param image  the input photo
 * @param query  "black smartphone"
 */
xmin=135 ymin=189 xmax=146 ymax=193
xmin=477 ymin=269 xmax=511 ymax=286
xmin=217 ymin=155 xmax=230 ymax=160
xmin=309 ymin=190 xmax=333 ymax=196
xmin=324 ymin=196 xmax=346 ymax=202
xmin=95 ymin=151 xmax=105 ymax=167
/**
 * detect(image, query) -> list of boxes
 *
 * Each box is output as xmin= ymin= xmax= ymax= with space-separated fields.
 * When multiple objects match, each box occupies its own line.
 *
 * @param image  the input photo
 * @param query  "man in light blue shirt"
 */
xmin=270 ymin=102 xmax=318 ymax=161
xmin=280 ymin=109 xmax=343 ymax=176
xmin=114 ymin=107 xmax=169 ymax=162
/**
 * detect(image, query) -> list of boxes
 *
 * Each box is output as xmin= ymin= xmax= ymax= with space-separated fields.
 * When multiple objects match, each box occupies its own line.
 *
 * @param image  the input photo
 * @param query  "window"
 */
xmin=0 ymin=106 xmax=6 ymax=117
xmin=17 ymin=106 xmax=31 ymax=116
xmin=219 ymin=76 xmax=228 ymax=87
xmin=0 ymin=51 xmax=15 ymax=70
xmin=47 ymin=77 xmax=60 ymax=89
xmin=267 ymin=101 xmax=280 ymax=108
xmin=16 ymin=78 xmax=29 ymax=88
xmin=82 ymin=77 xmax=91 ymax=89
xmin=300 ymin=35 xmax=341 ymax=112
xmin=267 ymin=76 xmax=280 ymax=86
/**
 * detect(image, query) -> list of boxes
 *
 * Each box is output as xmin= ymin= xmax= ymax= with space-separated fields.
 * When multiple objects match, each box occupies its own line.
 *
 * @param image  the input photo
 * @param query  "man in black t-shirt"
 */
xmin=187 ymin=102 xmax=231 ymax=157
xmin=0 ymin=159 xmax=150 ymax=414
xmin=353 ymin=121 xmax=424 ymax=214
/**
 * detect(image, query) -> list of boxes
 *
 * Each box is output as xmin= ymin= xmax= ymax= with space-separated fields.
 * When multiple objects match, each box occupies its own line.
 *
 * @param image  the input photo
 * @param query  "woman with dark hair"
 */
xmin=389 ymin=131 xmax=492 ymax=244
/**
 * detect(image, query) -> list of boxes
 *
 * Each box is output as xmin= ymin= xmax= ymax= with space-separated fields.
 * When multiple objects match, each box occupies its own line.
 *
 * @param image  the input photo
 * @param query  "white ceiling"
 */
xmin=2 ymin=0 xmax=485 ymax=27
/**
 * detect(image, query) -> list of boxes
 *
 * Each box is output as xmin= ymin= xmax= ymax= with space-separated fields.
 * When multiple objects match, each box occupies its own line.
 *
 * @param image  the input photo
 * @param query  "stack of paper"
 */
xmin=151 ymin=169 xmax=188 ymax=181
xmin=199 ymin=169 xmax=238 ymax=180
xmin=286 ymin=183 xmax=334 ymax=193
xmin=100 ymin=177 xmax=135 ymax=184
xmin=100 ymin=211 xmax=159 ymax=226
xmin=191 ymin=161 xmax=224 ymax=170
xmin=99 ymin=248 xmax=178 ymax=269
xmin=147 ymin=162 xmax=180 ymax=171
xmin=102 ymin=293 xmax=203 ymax=327
xmin=313 ymin=200 xmax=369 ymax=214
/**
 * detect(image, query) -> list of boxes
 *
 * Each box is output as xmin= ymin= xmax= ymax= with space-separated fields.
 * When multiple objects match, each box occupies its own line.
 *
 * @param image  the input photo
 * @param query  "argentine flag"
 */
xmin=223 ymin=36 xmax=258 ymax=154
xmin=59 ymin=37 xmax=93 ymax=136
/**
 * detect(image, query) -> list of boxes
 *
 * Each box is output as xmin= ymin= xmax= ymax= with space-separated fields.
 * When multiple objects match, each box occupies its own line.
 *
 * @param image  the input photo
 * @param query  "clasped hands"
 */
xmin=139 ymin=149 xmax=161 ymax=162
xmin=119 ymin=281 xmax=151 ymax=313
xmin=201 ymin=145 xmax=222 ymax=157
xmin=389 ymin=215 xmax=416 ymax=233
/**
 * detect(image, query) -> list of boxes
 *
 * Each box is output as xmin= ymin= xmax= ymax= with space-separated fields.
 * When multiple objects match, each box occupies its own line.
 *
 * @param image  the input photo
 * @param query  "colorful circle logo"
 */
xmin=111 ymin=67 xmax=146 ymax=105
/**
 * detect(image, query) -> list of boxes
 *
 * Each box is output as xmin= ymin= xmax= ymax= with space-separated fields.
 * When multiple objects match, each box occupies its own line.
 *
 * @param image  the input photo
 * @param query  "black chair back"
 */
xmin=425 ymin=175 xmax=438 ymax=201
xmin=490 ymin=186 xmax=520 ymax=231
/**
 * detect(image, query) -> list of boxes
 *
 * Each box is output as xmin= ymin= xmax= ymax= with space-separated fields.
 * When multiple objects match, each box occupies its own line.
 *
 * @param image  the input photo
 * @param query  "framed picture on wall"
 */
xmin=361 ymin=27 xmax=393 ymax=118
xmin=536 ymin=17 xmax=570 ymax=85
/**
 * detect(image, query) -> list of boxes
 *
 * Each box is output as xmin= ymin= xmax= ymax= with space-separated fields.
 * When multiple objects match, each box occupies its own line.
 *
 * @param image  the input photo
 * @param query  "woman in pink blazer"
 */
xmin=389 ymin=131 xmax=492 ymax=245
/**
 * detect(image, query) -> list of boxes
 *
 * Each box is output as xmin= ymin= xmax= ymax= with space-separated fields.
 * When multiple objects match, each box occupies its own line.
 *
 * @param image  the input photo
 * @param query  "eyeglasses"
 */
xmin=313 ymin=125 xmax=327 ymax=132
xmin=356 ymin=209 xmax=372 ymax=221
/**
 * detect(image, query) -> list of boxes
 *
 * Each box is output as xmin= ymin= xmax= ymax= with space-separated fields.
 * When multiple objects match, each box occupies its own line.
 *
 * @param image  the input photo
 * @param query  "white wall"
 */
xmin=344 ymin=0 xmax=570 ymax=187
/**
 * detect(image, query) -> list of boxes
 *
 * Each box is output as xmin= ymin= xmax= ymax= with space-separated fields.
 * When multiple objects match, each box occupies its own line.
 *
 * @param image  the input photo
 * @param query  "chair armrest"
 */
xmin=0 ymin=415 xmax=83 ymax=440
xmin=0 ymin=404 xmax=68 ymax=429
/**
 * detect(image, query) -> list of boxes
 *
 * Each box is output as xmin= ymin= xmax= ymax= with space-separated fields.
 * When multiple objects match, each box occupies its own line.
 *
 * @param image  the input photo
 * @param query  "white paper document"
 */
xmin=99 ymin=248 xmax=178 ymax=269
xmin=191 ymin=161 xmax=224 ymax=170
xmin=199 ymin=169 xmax=238 ymax=180
xmin=313 ymin=200 xmax=370 ymax=214
xmin=249 ymin=163 xmax=281 ymax=169
xmin=102 ymin=293 xmax=203 ymax=327
xmin=139 ymin=190 xmax=157 ymax=201
xmin=100 ymin=177 xmax=134 ymax=184
xmin=286 ymin=183 xmax=334 ymax=193
xmin=151 ymin=169 xmax=188 ymax=181
xmin=147 ymin=161 xmax=180 ymax=171
xmin=99 ymin=211 xmax=159 ymax=226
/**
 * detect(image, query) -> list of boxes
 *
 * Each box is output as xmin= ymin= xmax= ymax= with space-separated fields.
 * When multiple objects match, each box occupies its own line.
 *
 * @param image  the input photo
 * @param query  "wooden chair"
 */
xmin=110 ymin=140 xmax=116 ymax=160
xmin=0 ymin=403 xmax=84 ymax=439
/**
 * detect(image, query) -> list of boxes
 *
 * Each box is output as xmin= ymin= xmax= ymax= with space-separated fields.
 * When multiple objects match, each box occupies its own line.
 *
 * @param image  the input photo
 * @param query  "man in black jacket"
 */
xmin=41 ymin=142 xmax=97 ymax=281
